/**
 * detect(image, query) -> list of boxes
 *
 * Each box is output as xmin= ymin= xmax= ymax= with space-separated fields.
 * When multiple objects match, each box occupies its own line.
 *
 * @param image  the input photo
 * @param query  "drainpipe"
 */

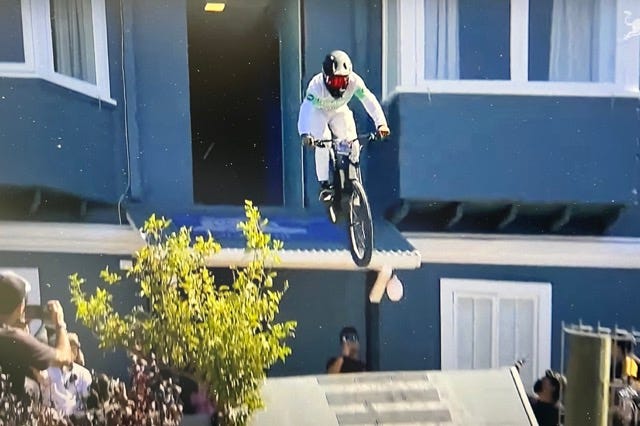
xmin=119 ymin=0 xmax=142 ymax=201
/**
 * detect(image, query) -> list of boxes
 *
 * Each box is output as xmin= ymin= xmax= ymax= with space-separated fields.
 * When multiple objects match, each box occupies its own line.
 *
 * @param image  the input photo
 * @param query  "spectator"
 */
xmin=0 ymin=271 xmax=75 ymax=397
xmin=326 ymin=326 xmax=366 ymax=374
xmin=613 ymin=338 xmax=639 ymax=384
xmin=69 ymin=332 xmax=85 ymax=367
xmin=40 ymin=332 xmax=92 ymax=415
xmin=528 ymin=370 xmax=565 ymax=426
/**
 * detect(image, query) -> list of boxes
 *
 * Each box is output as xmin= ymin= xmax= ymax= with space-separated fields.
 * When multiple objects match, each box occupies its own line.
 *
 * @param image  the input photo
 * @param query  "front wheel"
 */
xmin=348 ymin=179 xmax=373 ymax=267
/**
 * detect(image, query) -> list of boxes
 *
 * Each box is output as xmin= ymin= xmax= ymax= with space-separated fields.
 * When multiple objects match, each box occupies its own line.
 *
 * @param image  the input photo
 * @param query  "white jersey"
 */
xmin=298 ymin=72 xmax=387 ymax=135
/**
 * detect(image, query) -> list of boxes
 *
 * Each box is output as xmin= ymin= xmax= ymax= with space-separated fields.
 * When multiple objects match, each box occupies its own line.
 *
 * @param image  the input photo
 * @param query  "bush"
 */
xmin=0 ymin=355 xmax=182 ymax=426
xmin=69 ymin=201 xmax=296 ymax=426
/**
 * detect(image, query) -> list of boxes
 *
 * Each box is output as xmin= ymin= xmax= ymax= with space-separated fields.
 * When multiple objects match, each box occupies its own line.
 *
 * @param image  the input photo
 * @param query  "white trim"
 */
xmin=7 ymin=222 xmax=640 ymax=271
xmin=510 ymin=0 xmax=529 ymax=82
xmin=0 ymin=0 xmax=115 ymax=105
xmin=384 ymin=0 xmax=640 ymax=98
xmin=510 ymin=366 xmax=538 ymax=423
xmin=440 ymin=278 xmax=552 ymax=384
xmin=0 ymin=221 xmax=145 ymax=255
xmin=91 ymin=0 xmax=111 ymax=100
xmin=204 ymin=248 xmax=421 ymax=271
xmin=0 ymin=0 xmax=35 ymax=75
xmin=406 ymin=232 xmax=640 ymax=269
xmin=618 ymin=0 xmax=640 ymax=92
xmin=391 ymin=80 xmax=640 ymax=98
xmin=0 ymin=221 xmax=421 ymax=271
xmin=381 ymin=0 xmax=389 ymax=99
xmin=399 ymin=0 xmax=418 ymax=87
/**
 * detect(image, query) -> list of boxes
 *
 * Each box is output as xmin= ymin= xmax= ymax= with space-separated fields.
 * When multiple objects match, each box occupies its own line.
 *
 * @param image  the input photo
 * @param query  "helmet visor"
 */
xmin=325 ymin=75 xmax=349 ymax=92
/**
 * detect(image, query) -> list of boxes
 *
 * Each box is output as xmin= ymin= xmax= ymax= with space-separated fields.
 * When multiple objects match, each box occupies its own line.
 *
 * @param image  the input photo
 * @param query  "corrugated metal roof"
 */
xmin=250 ymin=368 xmax=536 ymax=425
xmin=127 ymin=205 xmax=421 ymax=270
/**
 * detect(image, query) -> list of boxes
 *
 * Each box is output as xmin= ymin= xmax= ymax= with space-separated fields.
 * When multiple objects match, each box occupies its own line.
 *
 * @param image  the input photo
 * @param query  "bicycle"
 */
xmin=312 ymin=132 xmax=379 ymax=267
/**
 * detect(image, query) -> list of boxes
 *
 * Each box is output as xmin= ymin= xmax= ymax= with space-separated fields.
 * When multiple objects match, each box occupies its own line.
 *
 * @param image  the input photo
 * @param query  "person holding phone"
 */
xmin=0 ymin=271 xmax=75 ymax=397
xmin=326 ymin=326 xmax=367 ymax=374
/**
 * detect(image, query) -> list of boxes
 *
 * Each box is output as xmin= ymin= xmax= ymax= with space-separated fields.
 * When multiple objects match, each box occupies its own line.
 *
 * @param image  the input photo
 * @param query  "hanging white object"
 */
xmin=370 ymin=264 xmax=393 ymax=303
xmin=386 ymin=274 xmax=404 ymax=302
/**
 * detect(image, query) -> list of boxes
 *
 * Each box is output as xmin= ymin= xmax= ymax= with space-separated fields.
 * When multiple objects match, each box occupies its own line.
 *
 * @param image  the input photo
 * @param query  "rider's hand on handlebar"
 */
xmin=301 ymin=134 xmax=314 ymax=147
xmin=377 ymin=125 xmax=390 ymax=140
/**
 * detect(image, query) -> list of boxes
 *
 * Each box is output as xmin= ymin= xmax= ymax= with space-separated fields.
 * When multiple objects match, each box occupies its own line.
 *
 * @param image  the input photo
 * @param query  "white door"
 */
xmin=440 ymin=278 xmax=551 ymax=388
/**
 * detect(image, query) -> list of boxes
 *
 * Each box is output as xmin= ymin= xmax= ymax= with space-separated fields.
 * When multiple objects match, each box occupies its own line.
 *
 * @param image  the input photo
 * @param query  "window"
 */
xmin=440 ymin=278 xmax=551 ymax=388
xmin=50 ymin=0 xmax=97 ymax=84
xmin=383 ymin=0 xmax=640 ymax=97
xmin=0 ymin=0 xmax=113 ymax=103
xmin=0 ymin=0 xmax=35 ymax=74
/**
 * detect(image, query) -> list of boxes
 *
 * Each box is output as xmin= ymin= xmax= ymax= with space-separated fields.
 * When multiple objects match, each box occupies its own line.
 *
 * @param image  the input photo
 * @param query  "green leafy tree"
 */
xmin=69 ymin=201 xmax=297 ymax=426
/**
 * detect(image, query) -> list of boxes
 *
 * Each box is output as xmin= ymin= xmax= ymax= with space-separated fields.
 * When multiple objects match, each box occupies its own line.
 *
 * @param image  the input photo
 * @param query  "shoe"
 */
xmin=318 ymin=182 xmax=334 ymax=203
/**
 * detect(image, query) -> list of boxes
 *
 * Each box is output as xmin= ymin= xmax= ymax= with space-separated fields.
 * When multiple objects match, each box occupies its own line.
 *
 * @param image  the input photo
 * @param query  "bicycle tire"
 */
xmin=348 ymin=179 xmax=374 ymax=267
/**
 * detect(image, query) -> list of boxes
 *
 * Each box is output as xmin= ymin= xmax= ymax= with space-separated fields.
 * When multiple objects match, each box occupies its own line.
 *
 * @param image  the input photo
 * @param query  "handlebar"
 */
xmin=312 ymin=132 xmax=379 ymax=148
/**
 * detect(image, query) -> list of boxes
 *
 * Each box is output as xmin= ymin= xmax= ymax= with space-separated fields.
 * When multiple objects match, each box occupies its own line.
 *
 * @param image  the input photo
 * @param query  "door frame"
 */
xmin=276 ymin=0 xmax=304 ymax=207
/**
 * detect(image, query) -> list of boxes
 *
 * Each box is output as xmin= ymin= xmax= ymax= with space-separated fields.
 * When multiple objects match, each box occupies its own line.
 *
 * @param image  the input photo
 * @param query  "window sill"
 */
xmin=0 ymin=71 xmax=117 ymax=106
xmin=387 ymin=80 xmax=640 ymax=100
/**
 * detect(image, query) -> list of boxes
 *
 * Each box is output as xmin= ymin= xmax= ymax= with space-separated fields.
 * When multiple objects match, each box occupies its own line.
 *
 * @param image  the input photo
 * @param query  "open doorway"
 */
xmin=187 ymin=0 xmax=283 ymax=205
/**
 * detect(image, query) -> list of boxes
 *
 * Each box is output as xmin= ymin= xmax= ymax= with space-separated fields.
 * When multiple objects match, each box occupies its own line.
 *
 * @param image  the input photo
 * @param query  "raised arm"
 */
xmin=353 ymin=74 xmax=388 ymax=129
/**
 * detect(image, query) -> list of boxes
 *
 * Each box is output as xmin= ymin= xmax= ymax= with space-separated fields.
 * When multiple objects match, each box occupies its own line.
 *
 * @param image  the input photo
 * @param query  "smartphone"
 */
xmin=24 ymin=304 xmax=47 ymax=321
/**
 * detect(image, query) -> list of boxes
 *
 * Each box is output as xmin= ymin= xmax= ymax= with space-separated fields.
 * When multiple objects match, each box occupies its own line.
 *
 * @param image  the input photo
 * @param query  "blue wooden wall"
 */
xmin=378 ymin=263 xmax=640 ymax=374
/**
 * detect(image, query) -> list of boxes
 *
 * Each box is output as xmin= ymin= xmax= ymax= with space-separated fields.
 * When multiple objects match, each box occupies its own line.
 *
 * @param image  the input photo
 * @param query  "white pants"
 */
xmin=306 ymin=105 xmax=358 ymax=182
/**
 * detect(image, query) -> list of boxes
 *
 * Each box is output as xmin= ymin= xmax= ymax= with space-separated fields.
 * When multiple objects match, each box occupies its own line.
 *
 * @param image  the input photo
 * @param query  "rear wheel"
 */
xmin=348 ymin=179 xmax=373 ymax=267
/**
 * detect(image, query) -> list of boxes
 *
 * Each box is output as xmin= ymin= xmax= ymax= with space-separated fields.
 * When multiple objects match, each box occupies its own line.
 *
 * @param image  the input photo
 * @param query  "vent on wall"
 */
xmin=390 ymin=200 xmax=624 ymax=236
xmin=0 ymin=185 xmax=120 ymax=223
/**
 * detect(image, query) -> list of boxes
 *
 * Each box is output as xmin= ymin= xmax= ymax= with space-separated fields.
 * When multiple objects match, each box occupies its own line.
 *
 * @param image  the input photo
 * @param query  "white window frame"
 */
xmin=0 ymin=0 xmax=115 ymax=105
xmin=440 ymin=278 xmax=552 ymax=383
xmin=0 ymin=0 xmax=36 ymax=75
xmin=382 ymin=0 xmax=640 ymax=99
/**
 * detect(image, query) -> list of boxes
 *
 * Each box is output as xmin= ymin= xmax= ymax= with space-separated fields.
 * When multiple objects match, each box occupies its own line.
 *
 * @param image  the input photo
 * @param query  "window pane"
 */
xmin=473 ymin=298 xmax=493 ymax=369
xmin=423 ymin=0 xmax=510 ymax=81
xmin=516 ymin=299 xmax=535 ymax=385
xmin=498 ymin=299 xmax=516 ymax=367
xmin=458 ymin=0 xmax=510 ymax=80
xmin=50 ymin=0 xmax=96 ymax=83
xmin=0 ymin=0 xmax=25 ymax=63
xmin=529 ymin=0 xmax=616 ymax=82
xmin=456 ymin=297 xmax=474 ymax=369
xmin=386 ymin=0 xmax=399 ymax=92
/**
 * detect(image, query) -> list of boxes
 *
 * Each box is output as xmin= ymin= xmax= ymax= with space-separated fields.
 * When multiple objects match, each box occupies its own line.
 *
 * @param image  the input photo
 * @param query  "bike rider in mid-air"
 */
xmin=298 ymin=50 xmax=390 ymax=203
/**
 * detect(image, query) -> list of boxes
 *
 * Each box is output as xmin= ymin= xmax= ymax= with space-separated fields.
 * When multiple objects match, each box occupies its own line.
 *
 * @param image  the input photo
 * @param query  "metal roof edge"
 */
xmin=0 ymin=221 xmax=421 ymax=271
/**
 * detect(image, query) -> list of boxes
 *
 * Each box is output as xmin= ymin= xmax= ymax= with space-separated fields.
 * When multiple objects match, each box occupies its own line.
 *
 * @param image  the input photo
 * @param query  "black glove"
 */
xmin=301 ymin=134 xmax=314 ymax=147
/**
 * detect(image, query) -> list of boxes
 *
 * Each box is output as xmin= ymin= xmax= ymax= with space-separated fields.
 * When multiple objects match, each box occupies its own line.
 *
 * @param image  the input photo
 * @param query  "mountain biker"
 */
xmin=298 ymin=50 xmax=390 ymax=203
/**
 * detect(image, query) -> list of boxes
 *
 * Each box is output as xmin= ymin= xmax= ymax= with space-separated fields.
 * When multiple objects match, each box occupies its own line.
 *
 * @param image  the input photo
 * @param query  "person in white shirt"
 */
xmin=40 ymin=333 xmax=92 ymax=415
xmin=298 ymin=50 xmax=390 ymax=202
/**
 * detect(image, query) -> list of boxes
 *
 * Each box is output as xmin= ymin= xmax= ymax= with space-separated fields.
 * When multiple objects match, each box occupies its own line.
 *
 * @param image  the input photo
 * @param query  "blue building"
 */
xmin=1 ymin=0 xmax=640 ymax=389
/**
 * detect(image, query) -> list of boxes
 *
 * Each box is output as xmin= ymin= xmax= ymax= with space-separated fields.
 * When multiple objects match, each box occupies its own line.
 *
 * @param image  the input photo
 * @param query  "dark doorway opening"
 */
xmin=187 ymin=1 xmax=283 ymax=205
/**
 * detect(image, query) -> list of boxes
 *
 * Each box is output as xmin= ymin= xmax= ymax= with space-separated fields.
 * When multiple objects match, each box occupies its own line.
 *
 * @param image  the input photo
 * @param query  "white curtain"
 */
xmin=424 ymin=0 xmax=460 ymax=80
xmin=50 ymin=0 xmax=96 ymax=83
xmin=549 ymin=0 xmax=616 ymax=82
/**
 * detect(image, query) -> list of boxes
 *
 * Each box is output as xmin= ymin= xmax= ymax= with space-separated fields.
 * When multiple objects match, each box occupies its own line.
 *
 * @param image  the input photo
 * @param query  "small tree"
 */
xmin=69 ymin=201 xmax=297 ymax=426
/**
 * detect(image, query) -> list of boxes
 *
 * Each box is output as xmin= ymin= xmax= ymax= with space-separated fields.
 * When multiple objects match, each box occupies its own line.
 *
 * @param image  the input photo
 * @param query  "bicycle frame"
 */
xmin=312 ymin=133 xmax=377 ymax=266
xmin=313 ymin=133 xmax=375 ymax=190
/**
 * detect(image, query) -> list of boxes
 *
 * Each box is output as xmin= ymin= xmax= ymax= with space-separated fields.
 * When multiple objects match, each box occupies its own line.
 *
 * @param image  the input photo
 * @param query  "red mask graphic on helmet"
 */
xmin=325 ymin=75 xmax=349 ymax=92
